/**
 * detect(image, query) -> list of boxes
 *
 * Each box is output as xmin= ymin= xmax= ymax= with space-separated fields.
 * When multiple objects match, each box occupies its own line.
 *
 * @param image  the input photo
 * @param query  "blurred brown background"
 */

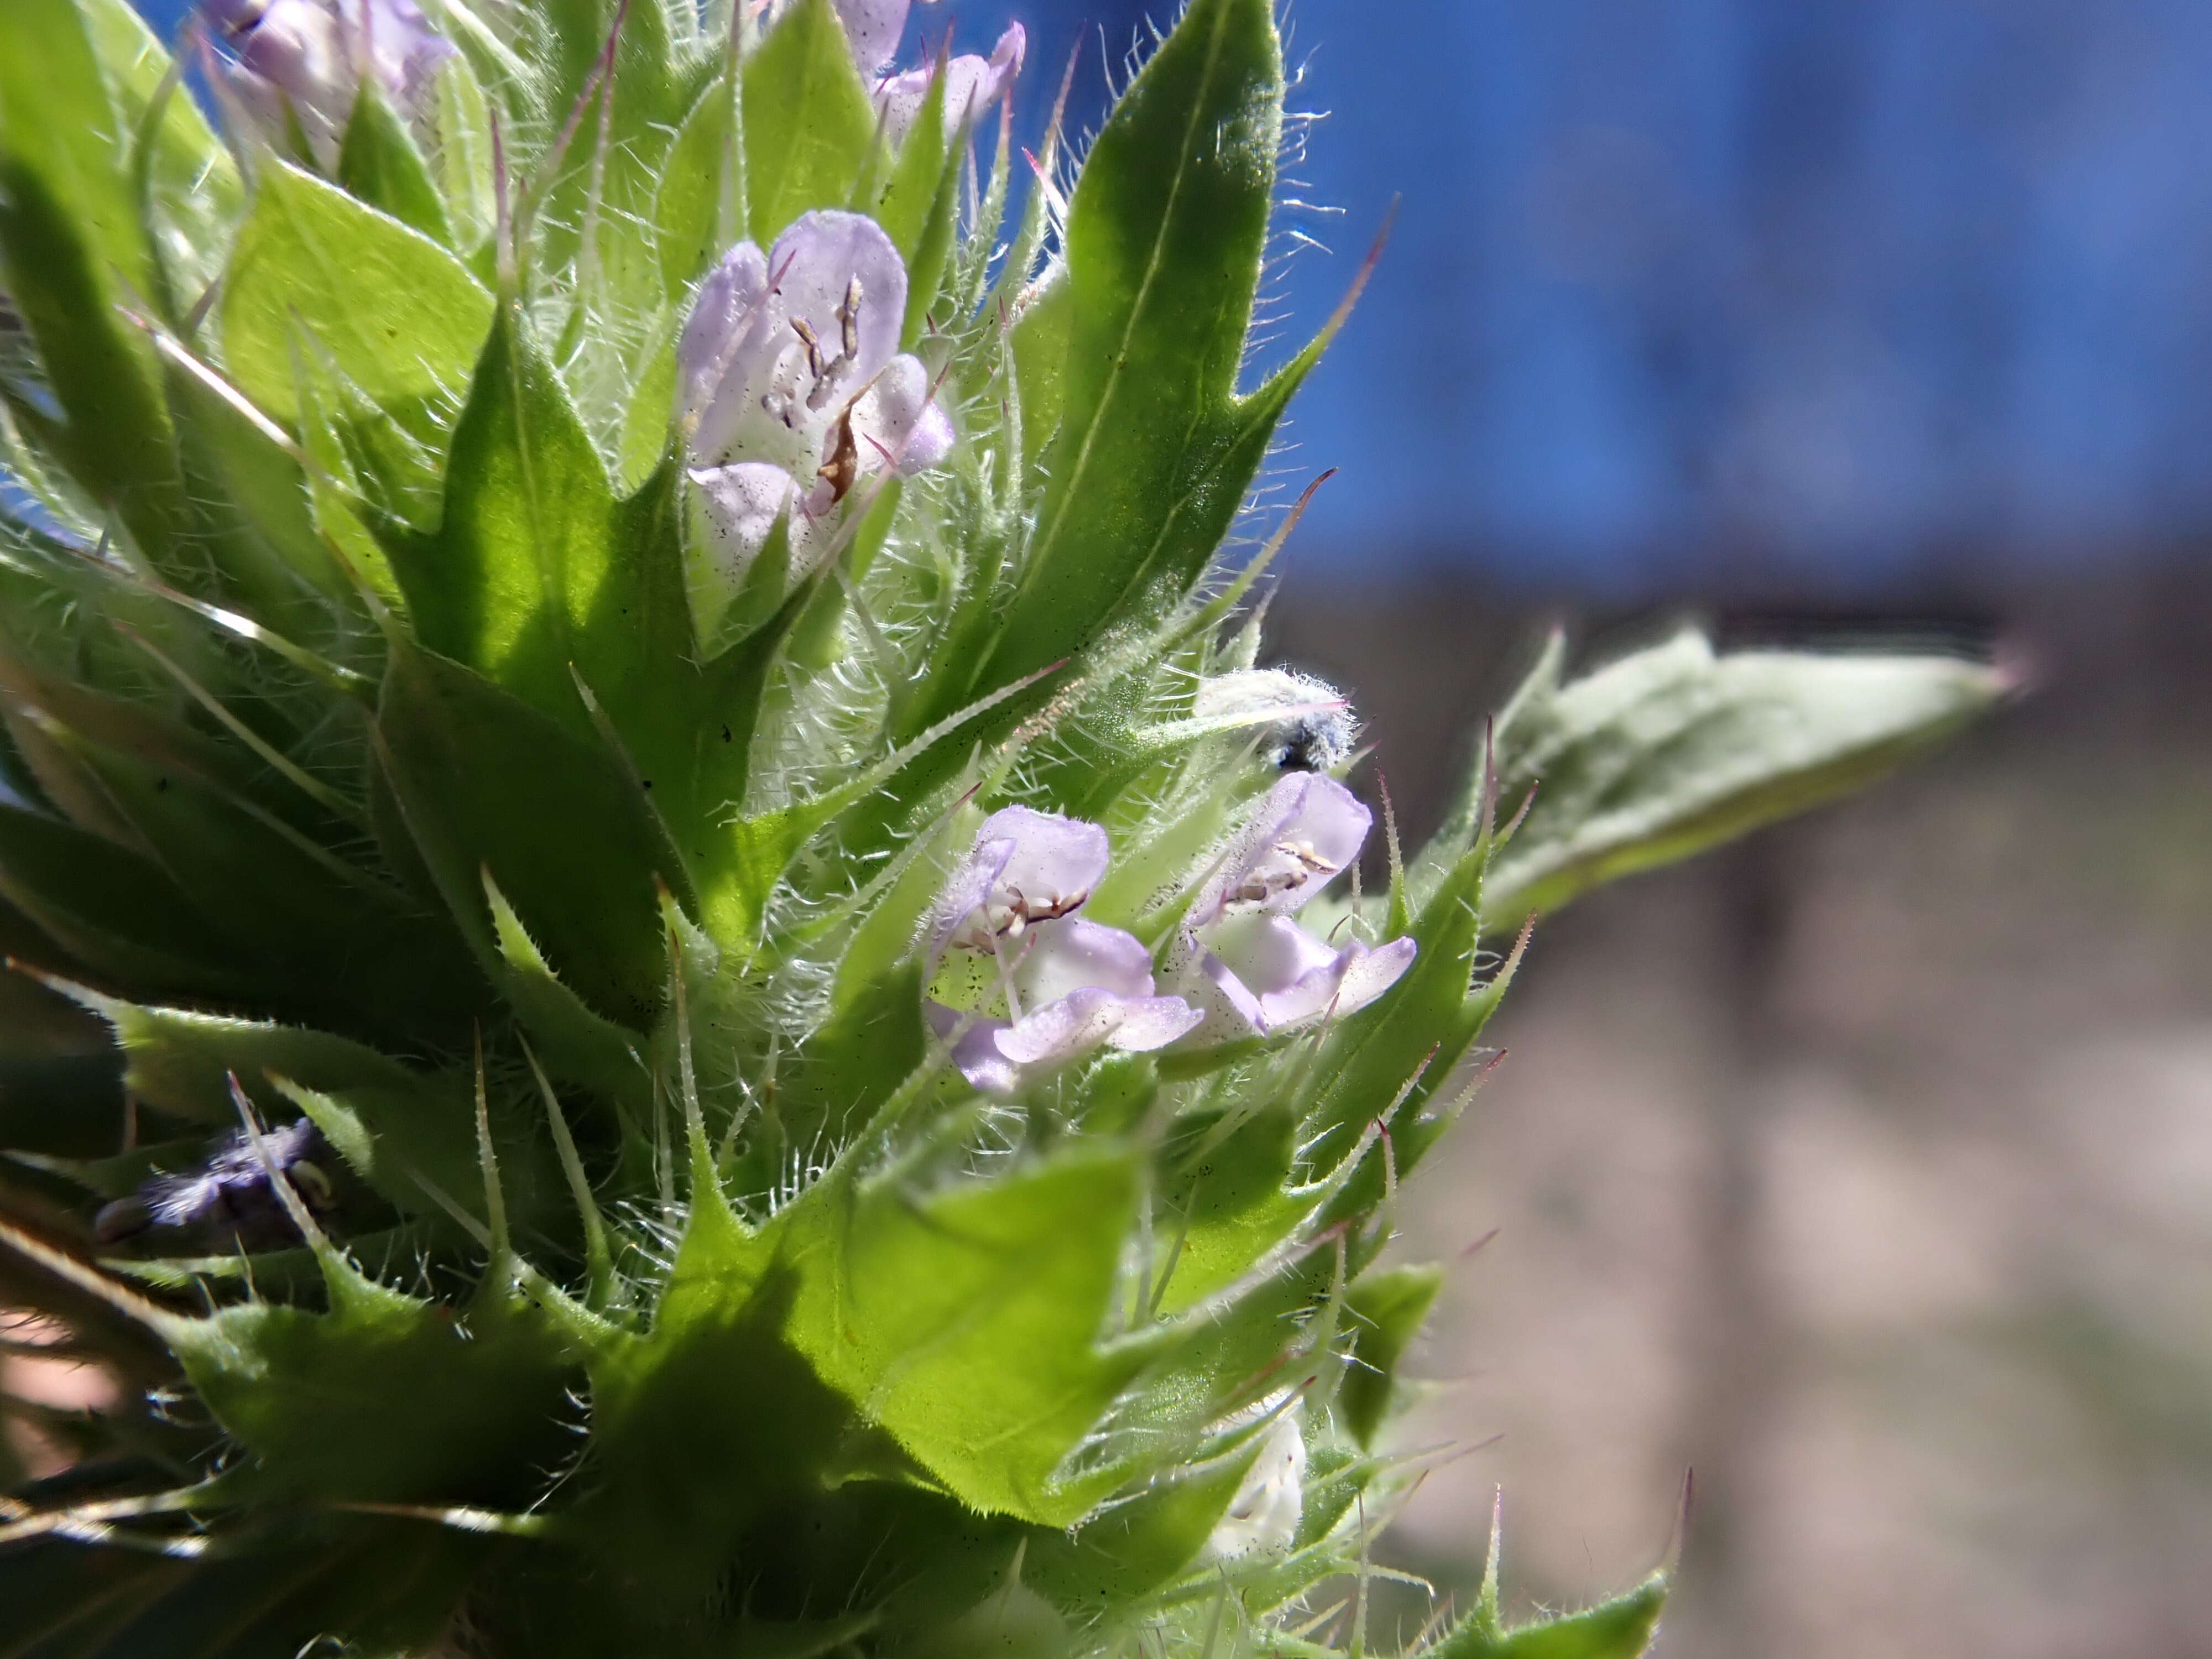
xmin=1272 ymin=567 xmax=2212 ymax=1657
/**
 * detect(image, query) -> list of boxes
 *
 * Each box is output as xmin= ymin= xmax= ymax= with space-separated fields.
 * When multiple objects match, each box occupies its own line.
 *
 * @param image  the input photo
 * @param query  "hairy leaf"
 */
xmin=0 ymin=0 xmax=188 ymax=561
xmin=1470 ymin=631 xmax=2007 ymax=925
xmin=743 ymin=0 xmax=876 ymax=244
xmin=336 ymin=86 xmax=453 ymax=245
xmin=221 ymin=160 xmax=493 ymax=507
xmin=971 ymin=0 xmax=1286 ymax=695
xmin=372 ymin=637 xmax=682 ymax=1029
xmin=1433 ymin=1578 xmax=1668 ymax=1659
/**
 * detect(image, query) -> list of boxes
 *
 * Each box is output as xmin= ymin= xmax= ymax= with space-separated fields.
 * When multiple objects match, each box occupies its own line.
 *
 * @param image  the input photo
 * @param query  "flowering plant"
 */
xmin=0 ymin=0 xmax=2000 ymax=1654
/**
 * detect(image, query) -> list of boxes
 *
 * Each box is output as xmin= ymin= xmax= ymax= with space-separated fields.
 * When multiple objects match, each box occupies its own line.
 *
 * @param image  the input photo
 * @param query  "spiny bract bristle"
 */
xmin=0 ymin=1 xmax=2001 ymax=1655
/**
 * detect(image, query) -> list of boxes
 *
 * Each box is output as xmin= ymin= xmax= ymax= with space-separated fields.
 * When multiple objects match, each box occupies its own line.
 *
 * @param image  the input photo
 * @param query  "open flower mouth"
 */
xmin=677 ymin=210 xmax=956 ymax=630
xmin=925 ymin=807 xmax=1199 ymax=1096
xmin=1173 ymin=774 xmax=1418 ymax=1044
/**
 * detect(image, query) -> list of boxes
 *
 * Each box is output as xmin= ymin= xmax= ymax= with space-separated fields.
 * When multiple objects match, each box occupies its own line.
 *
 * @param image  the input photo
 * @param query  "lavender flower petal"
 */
xmin=206 ymin=0 xmax=452 ymax=163
xmin=927 ymin=1002 xmax=1021 ymax=1099
xmin=993 ymin=985 xmax=1201 ymax=1069
xmin=933 ymin=807 xmax=1111 ymax=957
xmin=1195 ymin=773 xmax=1373 ymax=923
xmin=854 ymin=354 xmax=956 ymax=475
xmin=1185 ymin=915 xmax=1418 ymax=1042
xmin=832 ymin=0 xmax=909 ymax=76
xmin=872 ymin=24 xmax=1027 ymax=147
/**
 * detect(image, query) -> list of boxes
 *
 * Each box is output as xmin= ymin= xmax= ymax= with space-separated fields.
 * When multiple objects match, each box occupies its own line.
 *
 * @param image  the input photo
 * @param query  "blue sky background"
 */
xmin=139 ymin=0 xmax=2212 ymax=593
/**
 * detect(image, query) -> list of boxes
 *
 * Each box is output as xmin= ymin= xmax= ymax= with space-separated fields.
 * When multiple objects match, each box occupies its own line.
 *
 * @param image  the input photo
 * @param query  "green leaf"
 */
xmin=779 ymin=1145 xmax=1149 ymax=1525
xmin=0 ymin=802 xmax=263 ymax=997
xmin=33 ymin=708 xmax=481 ymax=1038
xmin=372 ymin=636 xmax=684 ymax=1029
xmin=656 ymin=67 xmax=740 ymax=299
xmin=1433 ymin=1578 xmax=1668 ymax=1659
xmin=0 ymin=0 xmax=189 ymax=561
xmin=382 ymin=313 xmax=795 ymax=940
xmin=424 ymin=50 xmax=497 ymax=252
xmin=1340 ymin=1262 xmax=1442 ymax=1446
xmin=172 ymin=1270 xmax=586 ymax=1506
xmin=221 ymin=159 xmax=494 ymax=486
xmin=82 ymin=996 xmax=427 ymax=1125
xmin=482 ymin=874 xmax=651 ymax=1116
xmin=1468 ymin=631 xmax=2007 ymax=926
xmin=1301 ymin=838 xmax=1491 ymax=1176
xmin=337 ymin=85 xmax=454 ymax=245
xmin=1009 ymin=265 xmax=1071 ymax=465
xmin=274 ymin=1073 xmax=514 ymax=1231
xmin=1150 ymin=1101 xmax=1311 ymax=1315
xmin=970 ymin=0 xmax=1287 ymax=695
xmin=49 ymin=992 xmax=501 ymax=1229
xmin=597 ymin=1144 xmax=1154 ymax=1535
xmin=160 ymin=362 xmax=351 ymax=626
xmin=1022 ymin=1449 xmax=1256 ymax=1609
xmin=771 ymin=960 xmax=927 ymax=1156
xmin=615 ymin=326 xmax=679 ymax=492
xmin=869 ymin=68 xmax=948 ymax=259
xmin=743 ymin=0 xmax=877 ymax=244
xmin=383 ymin=311 xmax=703 ymax=752
xmin=866 ymin=62 xmax=971 ymax=343
xmin=531 ymin=0 xmax=696 ymax=322
xmin=0 ymin=0 xmax=149 ymax=300
xmin=82 ymin=0 xmax=244 ymax=315
xmin=898 ymin=134 xmax=963 ymax=348
xmin=1082 ymin=1254 xmax=1333 ymax=1503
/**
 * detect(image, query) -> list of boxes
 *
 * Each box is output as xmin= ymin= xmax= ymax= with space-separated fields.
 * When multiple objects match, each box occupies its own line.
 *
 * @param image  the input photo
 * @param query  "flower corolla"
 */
xmin=926 ymin=807 xmax=1199 ymax=1098
xmin=872 ymin=24 xmax=1026 ymax=148
xmin=812 ymin=0 xmax=1025 ymax=148
xmin=1178 ymin=774 xmax=1417 ymax=1044
xmin=677 ymin=210 xmax=953 ymax=622
xmin=202 ymin=0 xmax=453 ymax=164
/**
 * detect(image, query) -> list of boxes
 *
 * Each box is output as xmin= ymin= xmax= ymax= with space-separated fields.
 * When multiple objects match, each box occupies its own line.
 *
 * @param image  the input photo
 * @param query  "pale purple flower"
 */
xmin=202 ymin=0 xmax=452 ymax=165
xmin=926 ymin=807 xmax=1199 ymax=1097
xmin=798 ymin=0 xmax=1022 ymax=148
xmin=1190 ymin=773 xmax=1376 ymax=925
xmin=678 ymin=211 xmax=953 ymax=619
xmin=1191 ymin=914 xmax=1418 ymax=1042
xmin=872 ymin=24 xmax=1026 ymax=148
xmin=1176 ymin=774 xmax=1417 ymax=1045
xmin=830 ymin=0 xmax=908 ymax=77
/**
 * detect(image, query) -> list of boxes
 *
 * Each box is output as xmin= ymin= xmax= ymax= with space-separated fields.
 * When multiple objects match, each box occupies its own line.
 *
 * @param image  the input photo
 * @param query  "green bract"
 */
xmin=0 ymin=1 xmax=2005 ymax=1654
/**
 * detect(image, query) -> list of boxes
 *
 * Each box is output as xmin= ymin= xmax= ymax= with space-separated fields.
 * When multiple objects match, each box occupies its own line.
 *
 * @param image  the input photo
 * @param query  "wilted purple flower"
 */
xmin=926 ymin=807 xmax=1199 ymax=1097
xmin=872 ymin=24 xmax=1026 ymax=148
xmin=202 ymin=0 xmax=453 ymax=165
xmin=678 ymin=210 xmax=953 ymax=615
xmin=1177 ymin=774 xmax=1417 ymax=1044
xmin=95 ymin=1118 xmax=339 ymax=1250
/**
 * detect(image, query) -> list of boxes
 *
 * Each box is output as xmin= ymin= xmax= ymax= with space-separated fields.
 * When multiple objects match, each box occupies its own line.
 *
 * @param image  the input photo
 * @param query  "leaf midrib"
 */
xmin=1019 ymin=0 xmax=1238 ymax=587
